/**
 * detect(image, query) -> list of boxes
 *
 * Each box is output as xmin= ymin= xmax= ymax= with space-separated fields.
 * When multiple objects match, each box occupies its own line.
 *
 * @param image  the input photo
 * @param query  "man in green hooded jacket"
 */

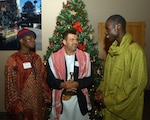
xmin=95 ymin=14 xmax=147 ymax=120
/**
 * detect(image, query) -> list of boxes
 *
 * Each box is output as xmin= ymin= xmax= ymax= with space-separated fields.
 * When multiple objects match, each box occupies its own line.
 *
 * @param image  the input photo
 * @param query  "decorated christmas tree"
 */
xmin=44 ymin=0 xmax=104 ymax=119
xmin=0 ymin=0 xmax=17 ymax=29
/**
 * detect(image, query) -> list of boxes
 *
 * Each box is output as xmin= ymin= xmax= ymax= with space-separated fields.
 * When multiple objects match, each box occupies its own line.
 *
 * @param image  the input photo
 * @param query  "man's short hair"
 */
xmin=107 ymin=14 xmax=126 ymax=30
xmin=63 ymin=29 xmax=76 ymax=39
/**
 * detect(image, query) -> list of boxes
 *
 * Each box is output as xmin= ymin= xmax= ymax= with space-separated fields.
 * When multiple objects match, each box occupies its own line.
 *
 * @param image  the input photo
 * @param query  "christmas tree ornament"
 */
xmin=66 ymin=1 xmax=70 ymax=7
xmin=70 ymin=10 xmax=76 ymax=15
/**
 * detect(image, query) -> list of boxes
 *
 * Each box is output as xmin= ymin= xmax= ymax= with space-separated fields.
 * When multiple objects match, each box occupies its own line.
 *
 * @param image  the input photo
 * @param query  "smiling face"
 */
xmin=63 ymin=33 xmax=78 ymax=55
xmin=20 ymin=35 xmax=35 ymax=49
xmin=105 ymin=20 xmax=119 ymax=42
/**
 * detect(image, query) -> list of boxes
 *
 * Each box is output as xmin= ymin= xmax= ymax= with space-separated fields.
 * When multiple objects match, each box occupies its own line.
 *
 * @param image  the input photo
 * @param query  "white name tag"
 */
xmin=75 ymin=61 xmax=79 ymax=67
xmin=23 ymin=62 xmax=32 ymax=69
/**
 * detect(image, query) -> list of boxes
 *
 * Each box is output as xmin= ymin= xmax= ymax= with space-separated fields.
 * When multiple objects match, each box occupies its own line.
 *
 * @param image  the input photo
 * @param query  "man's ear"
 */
xmin=62 ymin=39 xmax=66 ymax=45
xmin=19 ymin=38 xmax=23 ymax=43
xmin=117 ymin=23 xmax=121 ymax=30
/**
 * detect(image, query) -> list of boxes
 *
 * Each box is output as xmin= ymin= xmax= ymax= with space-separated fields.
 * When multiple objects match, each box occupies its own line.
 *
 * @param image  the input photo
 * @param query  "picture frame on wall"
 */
xmin=0 ymin=0 xmax=42 ymax=50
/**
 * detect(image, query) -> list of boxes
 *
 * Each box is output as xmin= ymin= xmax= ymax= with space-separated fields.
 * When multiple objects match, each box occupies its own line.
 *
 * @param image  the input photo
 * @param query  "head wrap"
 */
xmin=17 ymin=29 xmax=36 ymax=41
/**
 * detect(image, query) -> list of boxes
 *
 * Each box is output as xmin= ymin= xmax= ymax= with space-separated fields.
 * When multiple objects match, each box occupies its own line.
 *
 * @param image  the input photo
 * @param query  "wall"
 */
xmin=0 ymin=0 xmax=150 ymax=112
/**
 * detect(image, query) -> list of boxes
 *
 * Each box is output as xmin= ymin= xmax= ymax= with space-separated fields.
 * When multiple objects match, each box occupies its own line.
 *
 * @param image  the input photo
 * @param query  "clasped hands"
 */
xmin=61 ymin=80 xmax=79 ymax=93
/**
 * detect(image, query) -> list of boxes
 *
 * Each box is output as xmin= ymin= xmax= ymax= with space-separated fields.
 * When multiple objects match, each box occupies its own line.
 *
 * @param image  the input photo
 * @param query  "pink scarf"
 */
xmin=51 ymin=47 xmax=91 ymax=120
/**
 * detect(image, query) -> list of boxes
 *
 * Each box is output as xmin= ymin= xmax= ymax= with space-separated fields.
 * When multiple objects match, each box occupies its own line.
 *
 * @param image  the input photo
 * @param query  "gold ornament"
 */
xmin=70 ymin=10 xmax=76 ymax=15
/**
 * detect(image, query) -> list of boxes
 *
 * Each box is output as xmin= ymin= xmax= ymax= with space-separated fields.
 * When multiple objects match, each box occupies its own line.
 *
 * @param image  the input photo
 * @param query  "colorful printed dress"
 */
xmin=5 ymin=52 xmax=51 ymax=120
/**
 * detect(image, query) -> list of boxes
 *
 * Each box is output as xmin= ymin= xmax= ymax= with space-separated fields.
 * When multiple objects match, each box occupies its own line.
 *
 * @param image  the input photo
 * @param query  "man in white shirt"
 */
xmin=47 ymin=29 xmax=93 ymax=120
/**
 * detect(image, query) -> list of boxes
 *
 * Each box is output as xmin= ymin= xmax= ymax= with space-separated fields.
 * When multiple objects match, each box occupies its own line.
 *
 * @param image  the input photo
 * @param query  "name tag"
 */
xmin=23 ymin=62 xmax=32 ymax=69
xmin=75 ymin=61 xmax=79 ymax=67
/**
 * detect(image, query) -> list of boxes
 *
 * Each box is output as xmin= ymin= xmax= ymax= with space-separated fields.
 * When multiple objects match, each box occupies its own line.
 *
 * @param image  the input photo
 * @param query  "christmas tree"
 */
xmin=0 ymin=0 xmax=17 ymax=28
xmin=44 ymin=0 xmax=104 ymax=119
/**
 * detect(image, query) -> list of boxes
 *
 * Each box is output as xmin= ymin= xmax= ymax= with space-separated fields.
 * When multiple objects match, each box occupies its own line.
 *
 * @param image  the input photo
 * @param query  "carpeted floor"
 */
xmin=0 ymin=90 xmax=150 ymax=120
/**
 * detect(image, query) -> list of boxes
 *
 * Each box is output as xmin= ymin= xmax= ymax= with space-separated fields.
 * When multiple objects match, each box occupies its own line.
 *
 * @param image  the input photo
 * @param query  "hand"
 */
xmin=15 ymin=112 xmax=24 ymax=120
xmin=23 ymin=109 xmax=34 ymax=120
xmin=60 ymin=80 xmax=78 ymax=93
xmin=66 ymin=80 xmax=78 ymax=93
xmin=94 ymin=91 xmax=106 ymax=108
xmin=60 ymin=81 xmax=70 ymax=89
xmin=94 ymin=91 xmax=103 ymax=102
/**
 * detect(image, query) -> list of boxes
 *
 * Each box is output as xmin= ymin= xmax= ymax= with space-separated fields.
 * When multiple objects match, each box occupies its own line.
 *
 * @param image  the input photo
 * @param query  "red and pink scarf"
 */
xmin=50 ymin=47 xmax=91 ymax=120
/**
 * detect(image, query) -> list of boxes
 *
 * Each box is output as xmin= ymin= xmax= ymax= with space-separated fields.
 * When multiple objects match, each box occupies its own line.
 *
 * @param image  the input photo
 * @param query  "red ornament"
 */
xmin=66 ymin=1 xmax=70 ymax=7
xmin=72 ymin=21 xmax=83 ymax=33
xmin=76 ymin=26 xmax=82 ymax=33
xmin=56 ymin=22 xmax=60 ymax=25
xmin=78 ymin=43 xmax=86 ymax=51
xmin=54 ymin=30 xmax=57 ymax=35
xmin=73 ymin=21 xmax=80 ymax=28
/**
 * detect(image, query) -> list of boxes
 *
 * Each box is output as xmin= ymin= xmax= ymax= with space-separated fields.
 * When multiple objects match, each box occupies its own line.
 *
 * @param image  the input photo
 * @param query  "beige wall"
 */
xmin=0 ymin=0 xmax=150 ymax=112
